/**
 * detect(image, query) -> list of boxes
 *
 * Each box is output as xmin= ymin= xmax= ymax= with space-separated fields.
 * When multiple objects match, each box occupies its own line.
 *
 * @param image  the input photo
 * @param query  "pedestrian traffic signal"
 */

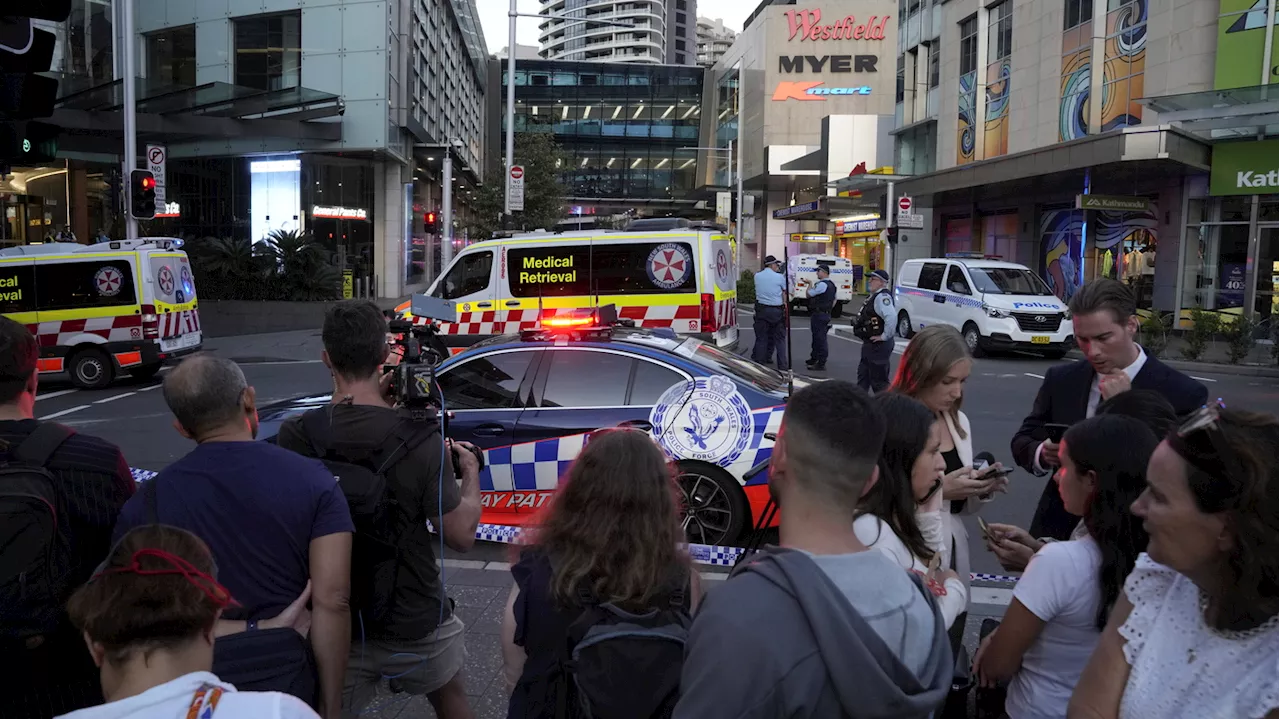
xmin=0 ymin=119 xmax=58 ymax=164
xmin=424 ymin=211 xmax=439 ymax=234
xmin=884 ymin=227 xmax=900 ymax=245
xmin=130 ymin=170 xmax=157 ymax=219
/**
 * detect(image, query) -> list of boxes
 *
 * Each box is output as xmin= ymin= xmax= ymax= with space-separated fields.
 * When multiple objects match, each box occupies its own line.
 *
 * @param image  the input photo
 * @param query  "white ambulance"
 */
xmin=396 ymin=228 xmax=740 ymax=351
xmin=787 ymin=254 xmax=854 ymax=317
xmin=894 ymin=255 xmax=1072 ymax=358
xmin=0 ymin=239 xmax=202 ymax=389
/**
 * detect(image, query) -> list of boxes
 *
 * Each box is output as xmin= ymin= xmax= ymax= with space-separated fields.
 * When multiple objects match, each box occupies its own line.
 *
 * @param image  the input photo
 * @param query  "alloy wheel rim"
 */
xmin=677 ymin=471 xmax=733 ymax=546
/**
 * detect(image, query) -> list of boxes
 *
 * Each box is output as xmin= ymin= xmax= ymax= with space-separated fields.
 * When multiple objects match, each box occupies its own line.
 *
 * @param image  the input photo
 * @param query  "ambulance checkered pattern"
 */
xmin=26 ymin=315 xmax=144 ymax=347
xmin=418 ymin=305 xmax=705 ymax=336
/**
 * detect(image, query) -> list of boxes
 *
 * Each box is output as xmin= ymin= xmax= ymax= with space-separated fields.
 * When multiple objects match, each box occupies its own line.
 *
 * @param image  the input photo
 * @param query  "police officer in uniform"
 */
xmin=803 ymin=264 xmax=837 ymax=371
xmin=751 ymin=255 xmax=789 ymax=370
xmin=856 ymin=269 xmax=897 ymax=392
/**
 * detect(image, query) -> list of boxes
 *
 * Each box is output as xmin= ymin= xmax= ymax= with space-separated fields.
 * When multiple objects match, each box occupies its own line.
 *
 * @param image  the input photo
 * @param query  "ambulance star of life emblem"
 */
xmin=95 ymin=266 xmax=123 ymax=297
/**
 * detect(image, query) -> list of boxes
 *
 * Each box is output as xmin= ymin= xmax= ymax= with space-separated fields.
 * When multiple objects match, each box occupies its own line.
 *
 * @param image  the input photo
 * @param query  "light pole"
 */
xmin=504 ymin=3 xmax=633 ymax=213
xmin=122 ymin=0 xmax=138 ymax=239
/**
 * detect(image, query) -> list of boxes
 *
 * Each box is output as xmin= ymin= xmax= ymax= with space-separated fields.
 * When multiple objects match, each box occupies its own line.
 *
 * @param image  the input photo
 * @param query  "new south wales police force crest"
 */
xmin=649 ymin=375 xmax=752 ymax=467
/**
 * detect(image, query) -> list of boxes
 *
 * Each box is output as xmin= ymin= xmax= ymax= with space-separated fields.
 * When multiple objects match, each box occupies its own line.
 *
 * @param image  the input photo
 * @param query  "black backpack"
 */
xmin=555 ymin=583 xmax=691 ymax=719
xmin=299 ymin=408 xmax=433 ymax=624
xmin=0 ymin=423 xmax=75 ymax=641
xmin=852 ymin=288 xmax=890 ymax=340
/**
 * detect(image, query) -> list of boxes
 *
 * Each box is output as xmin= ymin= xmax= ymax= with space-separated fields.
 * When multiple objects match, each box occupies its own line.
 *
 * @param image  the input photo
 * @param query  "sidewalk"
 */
xmin=200 ymin=329 xmax=324 ymax=363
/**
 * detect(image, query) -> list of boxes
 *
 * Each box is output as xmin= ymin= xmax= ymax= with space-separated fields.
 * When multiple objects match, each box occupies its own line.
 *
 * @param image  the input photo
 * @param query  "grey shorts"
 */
xmin=343 ymin=613 xmax=467 ymax=712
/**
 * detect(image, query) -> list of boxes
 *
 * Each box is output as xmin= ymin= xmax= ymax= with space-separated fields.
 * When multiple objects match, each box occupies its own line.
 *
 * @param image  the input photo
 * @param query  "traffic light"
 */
xmin=130 ymin=170 xmax=157 ymax=219
xmin=1 ymin=1 xmax=72 ymax=163
xmin=424 ymin=211 xmax=440 ymax=234
xmin=884 ymin=227 xmax=900 ymax=245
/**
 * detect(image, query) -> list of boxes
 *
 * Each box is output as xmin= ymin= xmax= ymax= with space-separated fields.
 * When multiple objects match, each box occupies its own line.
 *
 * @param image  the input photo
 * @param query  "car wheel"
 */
xmin=897 ymin=311 xmax=914 ymax=339
xmin=128 ymin=363 xmax=162 ymax=381
xmin=675 ymin=461 xmax=748 ymax=547
xmin=69 ymin=348 xmax=113 ymax=390
xmin=1041 ymin=349 xmax=1067 ymax=360
xmin=962 ymin=322 xmax=986 ymax=358
xmin=832 ymin=301 xmax=844 ymax=319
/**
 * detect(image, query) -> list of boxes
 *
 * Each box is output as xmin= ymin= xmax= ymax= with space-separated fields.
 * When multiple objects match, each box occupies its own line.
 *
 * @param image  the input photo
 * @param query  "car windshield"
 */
xmin=968 ymin=267 xmax=1054 ymax=296
xmin=677 ymin=338 xmax=787 ymax=394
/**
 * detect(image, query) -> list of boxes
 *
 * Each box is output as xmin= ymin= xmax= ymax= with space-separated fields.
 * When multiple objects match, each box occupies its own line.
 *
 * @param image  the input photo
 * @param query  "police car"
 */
xmin=251 ymin=309 xmax=798 ymax=547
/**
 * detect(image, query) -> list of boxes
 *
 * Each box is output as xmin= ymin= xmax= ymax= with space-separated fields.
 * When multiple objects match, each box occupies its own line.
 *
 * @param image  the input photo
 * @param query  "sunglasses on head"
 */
xmin=1173 ymin=399 xmax=1244 ymax=483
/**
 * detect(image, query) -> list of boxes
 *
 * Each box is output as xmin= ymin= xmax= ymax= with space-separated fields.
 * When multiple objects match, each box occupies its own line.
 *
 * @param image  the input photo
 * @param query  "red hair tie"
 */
xmin=93 ymin=548 xmax=239 ymax=609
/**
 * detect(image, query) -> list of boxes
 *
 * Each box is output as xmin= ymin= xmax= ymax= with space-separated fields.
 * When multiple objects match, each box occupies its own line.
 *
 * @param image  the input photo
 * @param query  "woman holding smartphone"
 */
xmin=855 ymin=393 xmax=967 ymax=629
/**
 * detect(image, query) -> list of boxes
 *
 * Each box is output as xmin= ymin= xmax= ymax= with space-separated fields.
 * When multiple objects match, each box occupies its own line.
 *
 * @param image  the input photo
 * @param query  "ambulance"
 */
xmin=396 ymin=228 xmax=739 ymax=351
xmin=787 ymin=254 xmax=854 ymax=317
xmin=0 ymin=239 xmax=202 ymax=389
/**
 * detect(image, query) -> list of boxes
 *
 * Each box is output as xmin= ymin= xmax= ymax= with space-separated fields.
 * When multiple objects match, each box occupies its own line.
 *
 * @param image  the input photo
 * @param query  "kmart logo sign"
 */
xmin=1210 ymin=139 xmax=1279 ymax=196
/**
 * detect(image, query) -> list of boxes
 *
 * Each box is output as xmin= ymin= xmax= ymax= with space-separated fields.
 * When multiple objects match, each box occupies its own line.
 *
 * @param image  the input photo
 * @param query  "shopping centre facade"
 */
xmin=712 ymin=0 xmax=1278 ymax=325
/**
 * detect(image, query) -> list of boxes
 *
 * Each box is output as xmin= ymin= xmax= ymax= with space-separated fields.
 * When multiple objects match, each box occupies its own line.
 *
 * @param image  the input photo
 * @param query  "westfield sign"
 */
xmin=785 ymin=8 xmax=890 ymax=41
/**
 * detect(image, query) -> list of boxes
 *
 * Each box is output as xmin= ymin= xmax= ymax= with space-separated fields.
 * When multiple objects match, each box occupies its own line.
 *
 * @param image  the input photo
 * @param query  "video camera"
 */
xmin=384 ymin=294 xmax=457 ymax=422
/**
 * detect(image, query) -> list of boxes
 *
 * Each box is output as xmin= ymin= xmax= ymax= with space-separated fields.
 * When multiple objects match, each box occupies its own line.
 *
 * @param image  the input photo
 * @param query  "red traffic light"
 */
xmin=140 ymin=176 xmax=155 ymax=189
xmin=425 ymin=212 xmax=436 ymax=224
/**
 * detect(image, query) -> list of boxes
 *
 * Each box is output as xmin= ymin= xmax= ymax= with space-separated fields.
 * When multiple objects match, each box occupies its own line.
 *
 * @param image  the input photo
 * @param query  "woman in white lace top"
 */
xmin=1068 ymin=404 xmax=1278 ymax=719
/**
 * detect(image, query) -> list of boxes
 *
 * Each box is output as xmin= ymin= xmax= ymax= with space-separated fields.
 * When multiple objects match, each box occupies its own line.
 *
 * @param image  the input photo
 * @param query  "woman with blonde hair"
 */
xmin=893 ymin=324 xmax=1008 ymax=647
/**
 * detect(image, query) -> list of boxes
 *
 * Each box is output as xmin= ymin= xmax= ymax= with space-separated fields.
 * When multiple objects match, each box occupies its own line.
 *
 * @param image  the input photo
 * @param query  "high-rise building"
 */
xmin=538 ymin=0 xmax=697 ymax=65
xmin=695 ymin=17 xmax=736 ymax=67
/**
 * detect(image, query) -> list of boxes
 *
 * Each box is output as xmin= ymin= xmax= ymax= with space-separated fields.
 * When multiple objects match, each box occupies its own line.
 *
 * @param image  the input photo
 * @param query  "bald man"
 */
xmin=112 ymin=355 xmax=354 ymax=716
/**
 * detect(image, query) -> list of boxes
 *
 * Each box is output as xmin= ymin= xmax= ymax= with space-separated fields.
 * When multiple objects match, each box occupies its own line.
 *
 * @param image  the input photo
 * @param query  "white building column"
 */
xmin=376 ymin=159 xmax=409 ymax=299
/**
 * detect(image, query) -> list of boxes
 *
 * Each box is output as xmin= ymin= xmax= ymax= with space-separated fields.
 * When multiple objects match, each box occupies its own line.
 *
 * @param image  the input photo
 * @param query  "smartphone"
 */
xmin=982 ymin=466 xmax=1016 ymax=479
xmin=977 ymin=516 xmax=992 ymax=539
xmin=1045 ymin=423 xmax=1070 ymax=442
xmin=919 ymin=477 xmax=943 ymax=505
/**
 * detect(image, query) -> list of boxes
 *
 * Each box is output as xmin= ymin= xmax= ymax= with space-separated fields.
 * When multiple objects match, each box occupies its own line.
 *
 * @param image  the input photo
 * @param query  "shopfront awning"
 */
xmin=46 ymin=75 xmax=345 ymax=146
xmin=893 ymin=124 xmax=1211 ymax=203
xmin=1140 ymin=85 xmax=1278 ymax=139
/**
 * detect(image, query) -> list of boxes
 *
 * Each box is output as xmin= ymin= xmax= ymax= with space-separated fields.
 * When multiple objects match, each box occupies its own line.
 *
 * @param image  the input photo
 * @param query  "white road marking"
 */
xmin=93 ymin=392 xmax=135 ymax=404
xmin=1190 ymin=376 xmax=1218 ymax=383
xmin=1024 ymin=373 xmax=1045 ymax=379
xmin=238 ymin=360 xmax=323 ymax=366
xmin=40 ymin=405 xmax=90 ymax=420
xmin=36 ymin=389 xmax=79 ymax=401
xmin=138 ymin=383 xmax=164 ymax=391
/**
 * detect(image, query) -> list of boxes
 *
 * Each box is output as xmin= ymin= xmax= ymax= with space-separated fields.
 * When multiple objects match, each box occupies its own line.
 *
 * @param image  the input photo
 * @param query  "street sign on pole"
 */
xmin=146 ymin=144 xmax=167 ymax=209
xmin=897 ymin=196 xmax=913 ymax=213
xmin=715 ymin=191 xmax=732 ymax=221
xmin=897 ymin=212 xmax=925 ymax=229
xmin=508 ymin=165 xmax=525 ymax=212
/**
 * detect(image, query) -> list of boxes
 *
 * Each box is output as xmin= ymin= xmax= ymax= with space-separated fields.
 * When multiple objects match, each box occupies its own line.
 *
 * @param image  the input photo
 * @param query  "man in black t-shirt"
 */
xmin=278 ymin=300 xmax=483 ymax=718
xmin=0 ymin=317 xmax=135 ymax=718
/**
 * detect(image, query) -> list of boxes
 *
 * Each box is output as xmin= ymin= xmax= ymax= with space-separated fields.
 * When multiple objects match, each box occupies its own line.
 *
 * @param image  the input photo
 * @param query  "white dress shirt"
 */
xmin=1034 ymin=346 xmax=1147 ymax=473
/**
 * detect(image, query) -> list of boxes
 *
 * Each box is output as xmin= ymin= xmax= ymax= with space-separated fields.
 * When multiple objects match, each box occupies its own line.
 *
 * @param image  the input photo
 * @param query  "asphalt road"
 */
xmin=34 ymin=312 xmax=1278 ymax=581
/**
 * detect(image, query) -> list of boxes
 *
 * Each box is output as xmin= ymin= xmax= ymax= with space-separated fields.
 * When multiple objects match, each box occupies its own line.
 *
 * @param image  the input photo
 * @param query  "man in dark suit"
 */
xmin=1012 ymin=278 xmax=1208 ymax=540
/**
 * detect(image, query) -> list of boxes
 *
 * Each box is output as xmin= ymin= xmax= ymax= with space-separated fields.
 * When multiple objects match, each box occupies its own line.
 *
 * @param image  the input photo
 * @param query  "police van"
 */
xmin=787 ymin=254 xmax=854 ymax=316
xmin=398 ymin=228 xmax=739 ymax=350
xmin=894 ymin=255 xmax=1072 ymax=358
xmin=0 ymin=239 xmax=202 ymax=389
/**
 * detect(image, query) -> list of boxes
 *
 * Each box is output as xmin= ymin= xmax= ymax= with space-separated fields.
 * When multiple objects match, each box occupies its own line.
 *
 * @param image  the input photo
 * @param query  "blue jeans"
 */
xmin=809 ymin=311 xmax=830 ymax=364
xmin=751 ymin=305 xmax=789 ymax=370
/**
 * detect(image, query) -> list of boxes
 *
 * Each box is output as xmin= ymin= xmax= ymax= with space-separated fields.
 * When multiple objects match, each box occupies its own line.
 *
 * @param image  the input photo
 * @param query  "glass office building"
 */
xmin=504 ymin=60 xmax=703 ymax=212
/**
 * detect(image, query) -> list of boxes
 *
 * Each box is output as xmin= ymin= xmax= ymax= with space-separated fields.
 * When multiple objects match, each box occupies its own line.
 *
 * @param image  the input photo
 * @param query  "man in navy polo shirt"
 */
xmin=113 ymin=355 xmax=353 ymax=719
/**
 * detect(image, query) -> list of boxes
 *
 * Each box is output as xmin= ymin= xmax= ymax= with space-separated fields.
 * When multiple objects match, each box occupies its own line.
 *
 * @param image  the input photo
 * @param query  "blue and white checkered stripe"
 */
xmin=132 ymin=467 xmax=157 ymax=483
xmin=725 ymin=405 xmax=784 ymax=485
xmin=478 ymin=433 xmax=586 ymax=492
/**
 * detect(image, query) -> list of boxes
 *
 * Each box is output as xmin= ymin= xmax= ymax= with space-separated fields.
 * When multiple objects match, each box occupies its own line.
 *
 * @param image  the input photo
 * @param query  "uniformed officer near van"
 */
xmin=802 ymin=264 xmax=837 ymax=371
xmin=751 ymin=255 xmax=789 ymax=370
xmin=854 ymin=269 xmax=897 ymax=392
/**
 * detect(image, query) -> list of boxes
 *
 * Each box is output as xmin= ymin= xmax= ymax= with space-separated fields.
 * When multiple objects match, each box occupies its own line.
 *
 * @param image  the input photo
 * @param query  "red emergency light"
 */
xmin=543 ymin=315 xmax=595 ymax=328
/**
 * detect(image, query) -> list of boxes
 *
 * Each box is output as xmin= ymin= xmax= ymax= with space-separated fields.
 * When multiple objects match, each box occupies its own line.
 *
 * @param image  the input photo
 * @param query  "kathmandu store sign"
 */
xmin=1210 ymin=139 xmax=1279 ymax=196
xmin=785 ymin=9 xmax=890 ymax=41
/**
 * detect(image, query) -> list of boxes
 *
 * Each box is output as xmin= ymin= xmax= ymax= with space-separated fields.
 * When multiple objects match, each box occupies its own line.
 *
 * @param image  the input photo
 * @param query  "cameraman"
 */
xmin=277 ymin=300 xmax=482 ymax=719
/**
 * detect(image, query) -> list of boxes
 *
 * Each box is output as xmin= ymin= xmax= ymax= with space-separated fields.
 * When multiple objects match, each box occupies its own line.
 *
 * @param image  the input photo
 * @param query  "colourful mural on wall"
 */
xmin=1040 ymin=209 xmax=1084 ymax=301
xmin=1101 ymin=0 xmax=1146 ymax=131
xmin=958 ymin=71 xmax=977 ymax=165
xmin=1060 ymin=22 xmax=1092 ymax=142
xmin=984 ymin=58 xmax=1011 ymax=159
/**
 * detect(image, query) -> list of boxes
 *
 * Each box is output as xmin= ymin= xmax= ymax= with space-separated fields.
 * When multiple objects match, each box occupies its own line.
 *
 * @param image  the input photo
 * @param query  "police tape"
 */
xmin=129 ymin=469 xmax=1020 ymax=585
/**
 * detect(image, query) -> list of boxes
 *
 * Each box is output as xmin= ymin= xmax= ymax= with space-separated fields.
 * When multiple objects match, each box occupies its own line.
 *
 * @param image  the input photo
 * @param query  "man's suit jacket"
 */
xmin=1012 ymin=353 xmax=1209 ymax=471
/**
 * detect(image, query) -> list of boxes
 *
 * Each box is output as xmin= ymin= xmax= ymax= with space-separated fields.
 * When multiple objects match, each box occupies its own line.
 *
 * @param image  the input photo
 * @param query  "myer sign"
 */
xmin=1210 ymin=139 xmax=1279 ymax=196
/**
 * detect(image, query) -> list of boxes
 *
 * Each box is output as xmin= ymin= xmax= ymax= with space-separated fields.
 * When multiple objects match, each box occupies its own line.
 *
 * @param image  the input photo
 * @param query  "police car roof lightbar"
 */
xmin=409 ymin=293 xmax=458 ymax=324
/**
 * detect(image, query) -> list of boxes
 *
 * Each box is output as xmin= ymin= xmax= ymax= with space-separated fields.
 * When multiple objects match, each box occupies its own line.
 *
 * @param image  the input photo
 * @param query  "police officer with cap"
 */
xmin=751 ymin=255 xmax=789 ymax=370
xmin=856 ymin=269 xmax=896 ymax=392
xmin=803 ymin=264 xmax=837 ymax=371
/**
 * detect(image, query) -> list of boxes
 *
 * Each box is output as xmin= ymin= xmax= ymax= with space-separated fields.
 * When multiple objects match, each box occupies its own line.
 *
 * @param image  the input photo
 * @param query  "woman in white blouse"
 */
xmin=855 ymin=393 xmax=966 ymax=628
xmin=892 ymin=325 xmax=1009 ymax=645
xmin=1068 ymin=404 xmax=1278 ymax=719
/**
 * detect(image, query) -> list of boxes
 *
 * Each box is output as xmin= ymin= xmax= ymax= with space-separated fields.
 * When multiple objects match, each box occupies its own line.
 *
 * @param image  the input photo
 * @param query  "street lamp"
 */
xmin=505 ymin=1 xmax=634 ymax=214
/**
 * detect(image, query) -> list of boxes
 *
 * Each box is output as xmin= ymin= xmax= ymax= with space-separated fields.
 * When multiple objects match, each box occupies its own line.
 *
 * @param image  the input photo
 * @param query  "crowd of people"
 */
xmin=0 ymin=277 xmax=1276 ymax=719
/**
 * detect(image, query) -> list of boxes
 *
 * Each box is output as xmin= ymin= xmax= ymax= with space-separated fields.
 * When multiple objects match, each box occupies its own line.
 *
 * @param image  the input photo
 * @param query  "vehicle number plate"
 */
xmin=161 ymin=333 xmax=201 ymax=352
xmin=1031 ymin=335 xmax=1050 ymax=345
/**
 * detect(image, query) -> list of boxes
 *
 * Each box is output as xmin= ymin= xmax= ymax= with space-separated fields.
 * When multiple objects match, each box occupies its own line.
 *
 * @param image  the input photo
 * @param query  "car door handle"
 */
xmin=505 ymin=300 xmax=522 ymax=307
xmin=618 ymin=419 xmax=653 ymax=432
xmin=475 ymin=302 xmax=493 ymax=308
xmin=473 ymin=424 xmax=505 ymax=437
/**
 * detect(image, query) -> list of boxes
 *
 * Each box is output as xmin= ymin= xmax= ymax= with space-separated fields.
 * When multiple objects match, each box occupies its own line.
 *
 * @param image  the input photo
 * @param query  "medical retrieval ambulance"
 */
xmin=787 ymin=254 xmax=854 ymax=317
xmin=397 ymin=228 xmax=739 ymax=350
xmin=0 ymin=239 xmax=202 ymax=389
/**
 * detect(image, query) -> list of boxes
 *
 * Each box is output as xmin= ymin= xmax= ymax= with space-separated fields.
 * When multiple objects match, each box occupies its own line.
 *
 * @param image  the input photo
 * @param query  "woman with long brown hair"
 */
xmin=500 ymin=428 xmax=701 ymax=718
xmin=58 ymin=524 xmax=318 ymax=719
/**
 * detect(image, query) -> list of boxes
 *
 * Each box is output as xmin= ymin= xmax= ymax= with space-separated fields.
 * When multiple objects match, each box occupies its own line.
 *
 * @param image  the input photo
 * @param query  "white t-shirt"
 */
xmin=1005 ymin=536 xmax=1103 ymax=719
xmin=1118 ymin=553 xmax=1279 ymax=719
xmin=56 ymin=671 xmax=319 ymax=719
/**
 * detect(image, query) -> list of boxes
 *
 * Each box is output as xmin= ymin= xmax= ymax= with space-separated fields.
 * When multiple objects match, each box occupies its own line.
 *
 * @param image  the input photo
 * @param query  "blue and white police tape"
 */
xmin=130 ymin=468 xmax=1020 ymax=583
